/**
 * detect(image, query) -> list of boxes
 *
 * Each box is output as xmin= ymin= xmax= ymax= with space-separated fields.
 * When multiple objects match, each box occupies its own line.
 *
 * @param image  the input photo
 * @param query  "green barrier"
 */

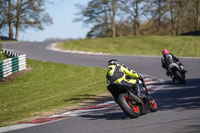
xmin=1 ymin=50 xmax=26 ymax=80
xmin=12 ymin=61 xmax=18 ymax=63
xmin=12 ymin=66 xmax=19 ymax=71
xmin=12 ymin=56 xmax=18 ymax=60
xmin=0 ymin=65 xmax=3 ymax=72
xmin=12 ymin=62 xmax=19 ymax=66
xmin=12 ymin=61 xmax=18 ymax=65
xmin=12 ymin=58 xmax=18 ymax=62
xmin=12 ymin=65 xmax=19 ymax=69
xmin=0 ymin=70 xmax=3 ymax=78
xmin=12 ymin=57 xmax=19 ymax=73
xmin=12 ymin=69 xmax=19 ymax=73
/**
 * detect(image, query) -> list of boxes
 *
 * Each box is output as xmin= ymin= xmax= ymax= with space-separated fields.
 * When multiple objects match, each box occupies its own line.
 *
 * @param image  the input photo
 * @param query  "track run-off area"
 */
xmin=1 ymin=41 xmax=200 ymax=133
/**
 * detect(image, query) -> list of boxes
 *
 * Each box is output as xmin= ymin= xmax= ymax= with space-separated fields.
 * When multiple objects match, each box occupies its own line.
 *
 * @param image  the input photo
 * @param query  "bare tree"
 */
xmin=119 ymin=0 xmax=144 ymax=35
xmin=167 ymin=0 xmax=188 ymax=35
xmin=0 ymin=0 xmax=52 ymax=40
xmin=15 ymin=0 xmax=22 ymax=40
xmin=147 ymin=0 xmax=168 ymax=28
xmin=194 ymin=0 xmax=200 ymax=30
xmin=74 ymin=0 xmax=118 ymax=38
xmin=0 ymin=1 xmax=7 ymax=38
xmin=14 ymin=0 xmax=53 ymax=40
xmin=8 ymin=0 xmax=14 ymax=39
xmin=111 ymin=0 xmax=117 ymax=37
xmin=74 ymin=0 xmax=200 ymax=36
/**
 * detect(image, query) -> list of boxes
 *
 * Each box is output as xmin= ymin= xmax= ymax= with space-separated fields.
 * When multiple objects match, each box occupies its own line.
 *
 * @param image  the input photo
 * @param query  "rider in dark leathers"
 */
xmin=161 ymin=49 xmax=187 ymax=80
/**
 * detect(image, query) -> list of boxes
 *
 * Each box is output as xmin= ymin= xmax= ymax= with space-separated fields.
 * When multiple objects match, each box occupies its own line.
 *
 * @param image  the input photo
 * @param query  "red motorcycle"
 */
xmin=107 ymin=79 xmax=157 ymax=118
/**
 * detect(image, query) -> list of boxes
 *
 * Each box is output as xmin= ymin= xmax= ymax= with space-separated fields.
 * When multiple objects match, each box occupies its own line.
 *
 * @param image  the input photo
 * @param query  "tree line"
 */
xmin=0 ymin=0 xmax=52 ymax=40
xmin=75 ymin=0 xmax=200 ymax=38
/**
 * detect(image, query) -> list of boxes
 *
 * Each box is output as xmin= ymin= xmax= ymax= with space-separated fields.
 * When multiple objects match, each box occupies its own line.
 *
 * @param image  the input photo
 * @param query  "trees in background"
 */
xmin=194 ymin=0 xmax=200 ymax=31
xmin=0 ymin=0 xmax=52 ymax=40
xmin=119 ymin=0 xmax=144 ymax=35
xmin=75 ymin=0 xmax=200 ymax=38
xmin=0 ymin=1 xmax=7 ymax=38
xmin=74 ymin=0 xmax=117 ymax=38
xmin=111 ymin=0 xmax=117 ymax=37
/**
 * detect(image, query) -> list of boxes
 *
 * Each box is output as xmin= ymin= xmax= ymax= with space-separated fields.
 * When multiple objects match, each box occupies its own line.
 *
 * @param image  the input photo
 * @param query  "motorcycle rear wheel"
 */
xmin=118 ymin=93 xmax=140 ymax=118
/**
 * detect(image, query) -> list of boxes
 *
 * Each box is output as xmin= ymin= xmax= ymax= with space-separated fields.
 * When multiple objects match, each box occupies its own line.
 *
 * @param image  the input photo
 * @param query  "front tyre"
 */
xmin=174 ymin=70 xmax=185 ymax=83
xmin=149 ymin=95 xmax=158 ymax=112
xmin=118 ymin=93 xmax=140 ymax=118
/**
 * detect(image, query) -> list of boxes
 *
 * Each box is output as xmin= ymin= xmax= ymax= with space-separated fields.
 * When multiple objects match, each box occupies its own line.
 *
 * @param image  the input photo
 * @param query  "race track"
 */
xmin=1 ymin=41 xmax=200 ymax=133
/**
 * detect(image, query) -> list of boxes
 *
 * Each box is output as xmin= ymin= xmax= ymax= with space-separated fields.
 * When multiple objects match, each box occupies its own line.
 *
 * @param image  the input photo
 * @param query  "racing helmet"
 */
xmin=162 ymin=49 xmax=169 ymax=55
xmin=108 ymin=58 xmax=119 ymax=66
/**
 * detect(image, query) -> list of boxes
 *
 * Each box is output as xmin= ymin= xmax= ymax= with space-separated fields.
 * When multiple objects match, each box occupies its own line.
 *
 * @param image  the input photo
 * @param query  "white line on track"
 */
xmin=0 ymin=124 xmax=38 ymax=133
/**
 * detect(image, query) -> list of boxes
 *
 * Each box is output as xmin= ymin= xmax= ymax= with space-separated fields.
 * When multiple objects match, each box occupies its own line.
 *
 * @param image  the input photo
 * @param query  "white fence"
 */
xmin=0 ymin=50 xmax=26 ymax=79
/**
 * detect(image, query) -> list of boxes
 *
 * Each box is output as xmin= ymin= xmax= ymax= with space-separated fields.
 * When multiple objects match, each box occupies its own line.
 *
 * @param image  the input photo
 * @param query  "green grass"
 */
xmin=58 ymin=36 xmax=200 ymax=57
xmin=0 ymin=59 xmax=107 ymax=126
xmin=0 ymin=40 xmax=16 ymax=43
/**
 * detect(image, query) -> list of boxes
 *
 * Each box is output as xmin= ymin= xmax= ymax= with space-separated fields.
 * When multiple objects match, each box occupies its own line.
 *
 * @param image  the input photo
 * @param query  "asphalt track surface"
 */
xmin=2 ymin=41 xmax=200 ymax=133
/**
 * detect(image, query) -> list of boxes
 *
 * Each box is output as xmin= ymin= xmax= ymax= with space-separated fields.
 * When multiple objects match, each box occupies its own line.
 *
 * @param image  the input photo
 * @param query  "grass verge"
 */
xmin=0 ymin=59 xmax=107 ymax=127
xmin=58 ymin=36 xmax=200 ymax=57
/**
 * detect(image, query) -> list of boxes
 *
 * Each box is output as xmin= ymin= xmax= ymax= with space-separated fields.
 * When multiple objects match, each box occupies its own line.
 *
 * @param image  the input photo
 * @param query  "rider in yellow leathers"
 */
xmin=106 ymin=59 xmax=148 ymax=99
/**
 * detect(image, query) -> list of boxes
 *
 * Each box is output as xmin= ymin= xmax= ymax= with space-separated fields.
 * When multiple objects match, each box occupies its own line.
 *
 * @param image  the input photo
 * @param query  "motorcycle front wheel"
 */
xmin=174 ymin=70 xmax=185 ymax=83
xmin=149 ymin=95 xmax=158 ymax=112
xmin=118 ymin=93 xmax=140 ymax=118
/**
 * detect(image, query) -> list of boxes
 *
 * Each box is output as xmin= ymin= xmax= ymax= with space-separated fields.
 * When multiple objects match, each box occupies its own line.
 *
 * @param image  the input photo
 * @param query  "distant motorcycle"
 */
xmin=107 ymin=79 xmax=157 ymax=118
xmin=167 ymin=63 xmax=186 ymax=83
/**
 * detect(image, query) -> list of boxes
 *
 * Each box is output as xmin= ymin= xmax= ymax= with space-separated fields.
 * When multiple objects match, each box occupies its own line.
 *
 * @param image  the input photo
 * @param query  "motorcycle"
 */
xmin=107 ymin=79 xmax=157 ymax=118
xmin=167 ymin=63 xmax=186 ymax=83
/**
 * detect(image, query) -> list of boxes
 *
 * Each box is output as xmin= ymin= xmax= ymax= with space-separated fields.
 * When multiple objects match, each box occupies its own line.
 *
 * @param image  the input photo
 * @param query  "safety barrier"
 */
xmin=0 ymin=49 xmax=26 ymax=80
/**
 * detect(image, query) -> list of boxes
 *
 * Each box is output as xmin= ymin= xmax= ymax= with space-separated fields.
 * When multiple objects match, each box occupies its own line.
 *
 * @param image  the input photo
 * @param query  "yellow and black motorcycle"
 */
xmin=107 ymin=79 xmax=157 ymax=118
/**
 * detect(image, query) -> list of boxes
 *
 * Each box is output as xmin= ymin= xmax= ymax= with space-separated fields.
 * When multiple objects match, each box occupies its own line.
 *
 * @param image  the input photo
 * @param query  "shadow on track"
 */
xmin=152 ymin=78 xmax=200 ymax=111
xmin=173 ymin=124 xmax=200 ymax=133
xmin=80 ymin=110 xmax=128 ymax=120
xmin=80 ymin=78 xmax=200 ymax=121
